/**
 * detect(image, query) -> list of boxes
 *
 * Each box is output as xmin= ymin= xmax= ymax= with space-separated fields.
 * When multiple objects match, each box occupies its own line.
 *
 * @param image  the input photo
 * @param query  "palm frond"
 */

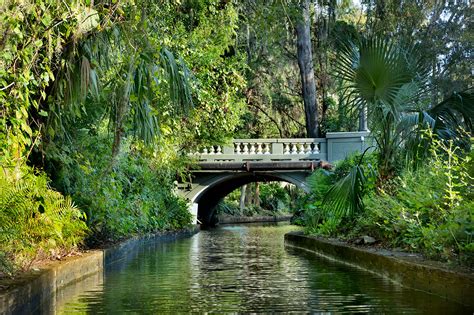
xmin=429 ymin=89 xmax=474 ymax=135
xmin=323 ymin=165 xmax=366 ymax=219
xmin=159 ymin=48 xmax=194 ymax=113
xmin=335 ymin=36 xmax=429 ymax=119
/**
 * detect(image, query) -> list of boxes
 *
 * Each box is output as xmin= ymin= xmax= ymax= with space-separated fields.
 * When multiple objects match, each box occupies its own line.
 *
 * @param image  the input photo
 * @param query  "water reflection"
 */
xmin=56 ymin=223 xmax=471 ymax=314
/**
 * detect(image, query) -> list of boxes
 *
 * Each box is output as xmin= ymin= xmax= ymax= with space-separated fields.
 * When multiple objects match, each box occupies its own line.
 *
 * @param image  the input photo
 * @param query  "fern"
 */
xmin=0 ymin=166 xmax=88 ymax=276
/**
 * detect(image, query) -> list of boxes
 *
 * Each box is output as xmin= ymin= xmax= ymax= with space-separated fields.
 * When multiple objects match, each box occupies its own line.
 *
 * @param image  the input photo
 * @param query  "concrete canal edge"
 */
xmin=285 ymin=231 xmax=474 ymax=308
xmin=0 ymin=226 xmax=199 ymax=315
xmin=218 ymin=215 xmax=292 ymax=224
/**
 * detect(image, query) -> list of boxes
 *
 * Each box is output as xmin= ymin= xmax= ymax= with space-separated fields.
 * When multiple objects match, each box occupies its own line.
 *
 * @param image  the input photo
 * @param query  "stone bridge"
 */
xmin=178 ymin=131 xmax=371 ymax=226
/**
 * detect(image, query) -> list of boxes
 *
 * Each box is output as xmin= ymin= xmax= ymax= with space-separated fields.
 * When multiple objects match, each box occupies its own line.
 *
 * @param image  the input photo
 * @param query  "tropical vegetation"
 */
xmin=1 ymin=0 xmax=472 ymax=276
xmin=297 ymin=6 xmax=473 ymax=266
xmin=216 ymin=182 xmax=305 ymax=218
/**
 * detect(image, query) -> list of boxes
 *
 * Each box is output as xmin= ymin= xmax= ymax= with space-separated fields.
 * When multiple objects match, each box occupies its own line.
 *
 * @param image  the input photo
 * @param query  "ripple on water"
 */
xmin=55 ymin=223 xmax=471 ymax=314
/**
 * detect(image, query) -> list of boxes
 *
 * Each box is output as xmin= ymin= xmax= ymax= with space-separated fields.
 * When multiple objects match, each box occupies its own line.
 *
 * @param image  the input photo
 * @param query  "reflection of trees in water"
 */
xmin=190 ymin=225 xmax=313 ymax=311
xmin=59 ymin=224 xmax=471 ymax=313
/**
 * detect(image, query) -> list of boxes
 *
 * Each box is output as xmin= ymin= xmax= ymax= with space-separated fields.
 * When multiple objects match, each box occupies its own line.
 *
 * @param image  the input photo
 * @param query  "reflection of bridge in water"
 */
xmin=178 ymin=131 xmax=371 ymax=226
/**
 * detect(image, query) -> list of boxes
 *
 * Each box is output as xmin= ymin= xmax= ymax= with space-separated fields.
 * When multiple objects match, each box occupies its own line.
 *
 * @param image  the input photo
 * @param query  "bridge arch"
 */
xmin=184 ymin=171 xmax=310 ymax=226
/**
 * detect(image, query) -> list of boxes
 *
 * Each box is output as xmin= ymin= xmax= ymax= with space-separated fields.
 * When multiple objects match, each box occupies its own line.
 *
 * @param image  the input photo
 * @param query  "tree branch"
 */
xmin=248 ymin=102 xmax=283 ymax=137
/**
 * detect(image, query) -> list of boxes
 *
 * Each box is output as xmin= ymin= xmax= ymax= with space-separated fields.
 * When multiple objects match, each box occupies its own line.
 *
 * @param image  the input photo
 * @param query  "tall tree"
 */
xmin=295 ymin=0 xmax=319 ymax=137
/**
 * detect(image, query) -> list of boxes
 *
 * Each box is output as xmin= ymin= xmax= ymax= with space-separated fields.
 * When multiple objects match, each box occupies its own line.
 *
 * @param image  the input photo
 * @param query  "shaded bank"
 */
xmin=0 ymin=227 xmax=199 ymax=315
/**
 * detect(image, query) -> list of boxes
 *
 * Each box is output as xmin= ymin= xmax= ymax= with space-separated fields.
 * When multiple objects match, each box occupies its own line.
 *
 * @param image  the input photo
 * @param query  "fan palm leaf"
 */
xmin=429 ymin=89 xmax=474 ymax=137
xmin=323 ymin=164 xmax=366 ymax=219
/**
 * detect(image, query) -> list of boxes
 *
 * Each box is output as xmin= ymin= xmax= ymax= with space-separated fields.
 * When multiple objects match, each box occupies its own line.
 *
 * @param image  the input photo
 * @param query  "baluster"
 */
xmin=208 ymin=146 xmax=215 ymax=155
xmin=216 ymin=145 xmax=222 ymax=154
xmin=235 ymin=142 xmax=241 ymax=154
xmin=203 ymin=148 xmax=208 ymax=154
xmin=291 ymin=143 xmax=298 ymax=154
xmin=283 ymin=143 xmax=290 ymax=154
xmin=264 ymin=143 xmax=271 ymax=154
xmin=249 ymin=143 xmax=256 ymax=154
xmin=242 ymin=143 xmax=249 ymax=154
xmin=304 ymin=143 xmax=312 ymax=154
xmin=298 ymin=143 xmax=305 ymax=154
xmin=312 ymin=142 xmax=320 ymax=154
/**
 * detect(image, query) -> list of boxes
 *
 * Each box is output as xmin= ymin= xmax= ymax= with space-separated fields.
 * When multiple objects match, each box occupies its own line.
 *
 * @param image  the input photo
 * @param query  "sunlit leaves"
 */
xmin=0 ymin=0 xmax=125 ymax=165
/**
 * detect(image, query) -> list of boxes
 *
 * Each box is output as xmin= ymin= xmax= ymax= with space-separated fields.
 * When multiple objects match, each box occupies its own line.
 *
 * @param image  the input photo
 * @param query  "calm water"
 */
xmin=55 ymin=223 xmax=471 ymax=314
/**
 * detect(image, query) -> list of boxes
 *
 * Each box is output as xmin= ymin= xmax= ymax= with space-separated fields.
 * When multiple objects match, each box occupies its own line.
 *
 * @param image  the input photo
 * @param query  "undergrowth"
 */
xmin=0 ymin=166 xmax=88 ymax=276
xmin=44 ymin=133 xmax=192 ymax=246
xmin=302 ymin=141 xmax=473 ymax=267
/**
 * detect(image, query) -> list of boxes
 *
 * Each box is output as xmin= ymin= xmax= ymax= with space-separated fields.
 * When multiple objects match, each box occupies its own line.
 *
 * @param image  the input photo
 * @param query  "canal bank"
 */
xmin=285 ymin=231 xmax=474 ymax=308
xmin=0 ymin=226 xmax=199 ymax=315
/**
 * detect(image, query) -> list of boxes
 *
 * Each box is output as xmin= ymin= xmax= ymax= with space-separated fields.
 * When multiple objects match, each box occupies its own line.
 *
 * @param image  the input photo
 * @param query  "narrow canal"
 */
xmin=56 ymin=223 xmax=469 ymax=314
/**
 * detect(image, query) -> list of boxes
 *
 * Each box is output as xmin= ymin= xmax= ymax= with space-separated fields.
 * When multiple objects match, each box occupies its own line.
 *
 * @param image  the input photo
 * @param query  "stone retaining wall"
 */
xmin=0 ymin=226 xmax=199 ymax=315
xmin=285 ymin=231 xmax=474 ymax=308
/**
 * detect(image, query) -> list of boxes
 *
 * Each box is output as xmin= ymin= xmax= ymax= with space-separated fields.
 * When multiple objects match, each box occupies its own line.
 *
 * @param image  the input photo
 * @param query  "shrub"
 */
xmin=353 ymin=138 xmax=473 ymax=265
xmin=303 ymin=152 xmax=377 ymax=235
xmin=45 ymin=133 xmax=192 ymax=245
xmin=0 ymin=167 xmax=88 ymax=276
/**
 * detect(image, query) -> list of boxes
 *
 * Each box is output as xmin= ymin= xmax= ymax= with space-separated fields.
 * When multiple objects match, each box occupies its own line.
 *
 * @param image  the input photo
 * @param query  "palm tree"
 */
xmin=335 ymin=37 xmax=431 ymax=180
xmin=323 ymin=35 xmax=473 ymax=218
xmin=45 ymin=3 xmax=193 ymax=161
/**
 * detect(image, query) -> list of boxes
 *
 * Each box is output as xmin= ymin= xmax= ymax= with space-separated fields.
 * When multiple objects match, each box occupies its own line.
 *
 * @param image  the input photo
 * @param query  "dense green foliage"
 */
xmin=216 ymin=182 xmax=304 ymax=218
xmin=360 ymin=152 xmax=473 ymax=265
xmin=1 ymin=0 xmax=246 ymax=276
xmin=1 ymin=0 xmax=472 ymax=276
xmin=45 ymin=133 xmax=192 ymax=244
xmin=0 ymin=165 xmax=88 ymax=274
xmin=294 ymin=4 xmax=473 ymax=267
xmin=302 ymin=136 xmax=473 ymax=266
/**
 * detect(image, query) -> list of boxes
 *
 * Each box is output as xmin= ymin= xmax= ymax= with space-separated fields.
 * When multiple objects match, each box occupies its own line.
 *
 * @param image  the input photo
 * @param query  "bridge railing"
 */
xmin=191 ymin=138 xmax=326 ymax=162
xmin=190 ymin=132 xmax=371 ymax=163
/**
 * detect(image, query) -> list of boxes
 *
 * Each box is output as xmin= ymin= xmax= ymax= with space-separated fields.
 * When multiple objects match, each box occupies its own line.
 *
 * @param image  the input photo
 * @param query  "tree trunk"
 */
xmin=254 ymin=182 xmax=260 ymax=207
xmin=296 ymin=0 xmax=319 ymax=138
xmin=240 ymin=184 xmax=247 ymax=215
xmin=111 ymin=63 xmax=134 ymax=161
xmin=245 ymin=183 xmax=253 ymax=207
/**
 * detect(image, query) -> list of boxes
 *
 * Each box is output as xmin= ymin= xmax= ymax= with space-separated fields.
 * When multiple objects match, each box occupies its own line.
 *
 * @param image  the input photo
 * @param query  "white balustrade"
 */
xmin=186 ymin=132 xmax=371 ymax=164
xmin=263 ymin=143 xmax=271 ymax=154
xmin=291 ymin=143 xmax=298 ymax=154
xmin=312 ymin=142 xmax=320 ymax=154
xmin=235 ymin=142 xmax=241 ymax=154
xmin=242 ymin=143 xmax=249 ymax=154
xmin=191 ymin=138 xmax=326 ymax=162
xmin=298 ymin=143 xmax=305 ymax=154
xmin=249 ymin=143 xmax=256 ymax=154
